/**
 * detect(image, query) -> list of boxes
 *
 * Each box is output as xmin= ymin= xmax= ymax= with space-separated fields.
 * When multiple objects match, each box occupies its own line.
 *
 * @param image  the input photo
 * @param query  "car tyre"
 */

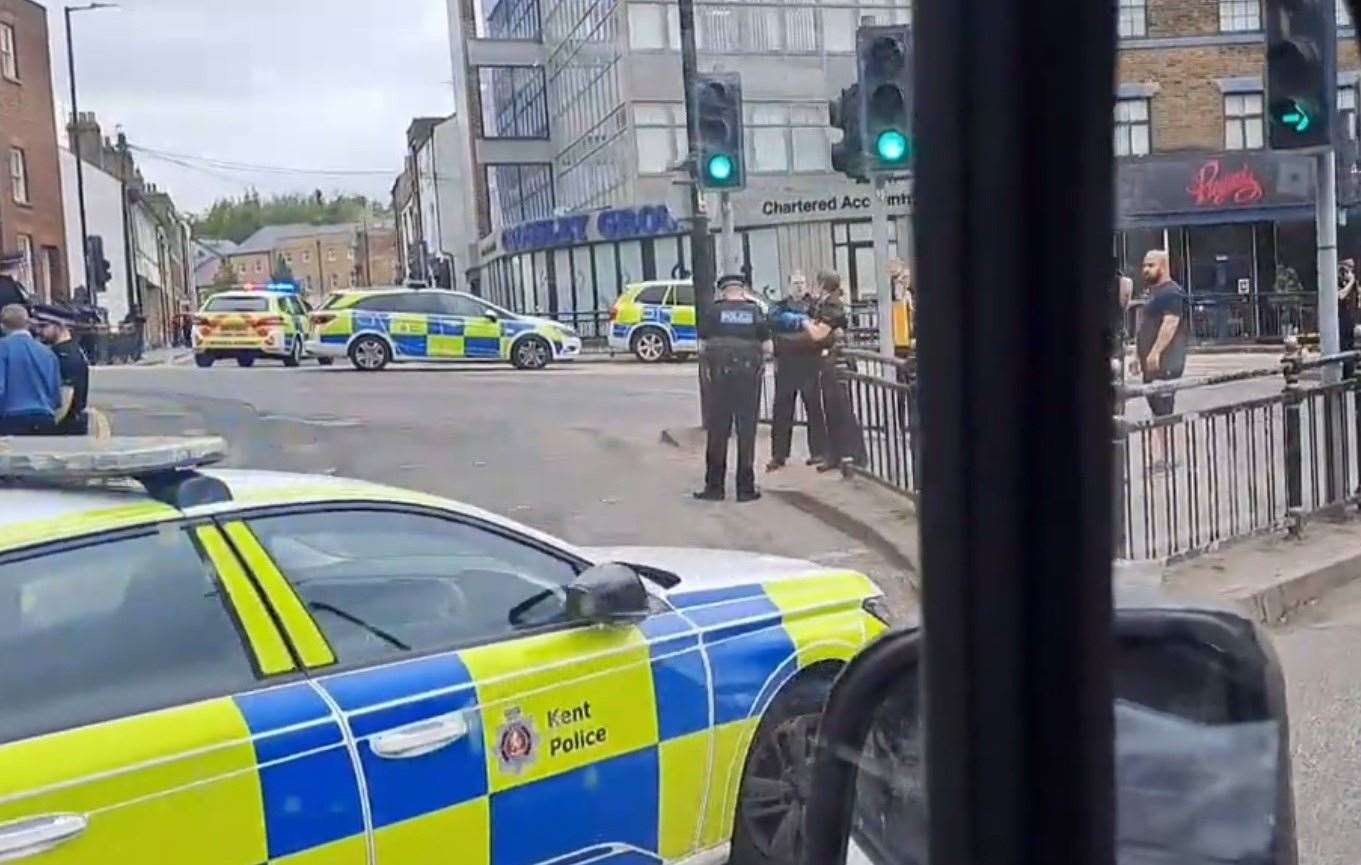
xmin=236 ymin=354 xmax=256 ymax=368
xmin=194 ymin=353 xmax=215 ymax=368
xmin=349 ymin=335 xmax=391 ymax=371
xmin=283 ymin=338 xmax=302 ymax=368
xmin=512 ymin=335 xmax=552 ymax=371
xmin=631 ymin=327 xmax=671 ymax=363
xmin=729 ymin=675 xmax=833 ymax=865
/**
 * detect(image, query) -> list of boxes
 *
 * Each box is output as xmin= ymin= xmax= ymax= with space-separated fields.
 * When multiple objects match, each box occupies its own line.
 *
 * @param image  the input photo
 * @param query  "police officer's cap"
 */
xmin=716 ymin=273 xmax=747 ymax=291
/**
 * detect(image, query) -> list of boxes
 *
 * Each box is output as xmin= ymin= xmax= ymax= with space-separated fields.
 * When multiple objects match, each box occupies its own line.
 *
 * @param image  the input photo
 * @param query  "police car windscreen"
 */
xmin=205 ymin=296 xmax=270 ymax=313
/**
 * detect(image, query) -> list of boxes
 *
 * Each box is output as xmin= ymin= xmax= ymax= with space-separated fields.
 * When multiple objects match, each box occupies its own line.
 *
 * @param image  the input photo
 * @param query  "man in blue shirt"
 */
xmin=0 ymin=304 xmax=61 ymax=435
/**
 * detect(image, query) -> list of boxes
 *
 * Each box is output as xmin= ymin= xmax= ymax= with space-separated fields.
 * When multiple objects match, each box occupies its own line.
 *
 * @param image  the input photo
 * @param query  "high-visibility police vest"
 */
xmin=892 ymin=298 xmax=913 ymax=349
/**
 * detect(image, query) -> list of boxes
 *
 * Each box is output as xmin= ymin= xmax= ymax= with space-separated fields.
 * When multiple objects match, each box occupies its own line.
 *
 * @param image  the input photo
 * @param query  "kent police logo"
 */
xmin=496 ymin=708 xmax=539 ymax=774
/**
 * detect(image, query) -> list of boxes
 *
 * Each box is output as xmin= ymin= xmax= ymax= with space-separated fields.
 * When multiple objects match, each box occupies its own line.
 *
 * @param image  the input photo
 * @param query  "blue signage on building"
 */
xmin=500 ymin=205 xmax=681 ymax=255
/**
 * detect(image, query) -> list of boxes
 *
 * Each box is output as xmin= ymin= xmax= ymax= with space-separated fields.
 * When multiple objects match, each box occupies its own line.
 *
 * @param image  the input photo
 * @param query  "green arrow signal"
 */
xmin=1281 ymin=104 xmax=1312 ymax=133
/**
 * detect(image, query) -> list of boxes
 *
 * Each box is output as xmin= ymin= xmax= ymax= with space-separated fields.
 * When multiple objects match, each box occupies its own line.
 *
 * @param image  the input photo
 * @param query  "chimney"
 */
xmin=67 ymin=111 xmax=102 ymax=167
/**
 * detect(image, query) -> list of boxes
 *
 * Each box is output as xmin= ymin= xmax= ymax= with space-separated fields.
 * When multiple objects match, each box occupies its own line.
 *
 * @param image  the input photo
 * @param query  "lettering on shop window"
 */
xmin=1186 ymin=160 xmax=1265 ymax=207
xmin=597 ymin=205 xmax=680 ymax=241
xmin=761 ymin=191 xmax=914 ymax=217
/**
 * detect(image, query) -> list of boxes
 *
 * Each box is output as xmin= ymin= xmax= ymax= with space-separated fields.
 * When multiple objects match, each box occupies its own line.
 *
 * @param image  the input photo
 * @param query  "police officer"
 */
xmin=36 ymin=311 xmax=90 ymax=435
xmin=0 ymin=252 xmax=30 ymax=312
xmin=767 ymin=271 xmax=827 ymax=470
xmin=695 ymin=274 xmax=772 ymax=502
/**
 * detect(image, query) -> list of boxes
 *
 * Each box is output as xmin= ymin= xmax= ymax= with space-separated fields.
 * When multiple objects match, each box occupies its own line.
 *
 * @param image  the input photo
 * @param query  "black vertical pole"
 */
xmin=66 ymin=7 xmax=93 ymax=296
xmin=916 ymin=0 xmax=1115 ymax=861
xmin=678 ymin=0 xmax=714 ymax=423
xmin=117 ymin=132 xmax=136 ymax=316
xmin=1284 ymin=336 xmax=1305 ymax=533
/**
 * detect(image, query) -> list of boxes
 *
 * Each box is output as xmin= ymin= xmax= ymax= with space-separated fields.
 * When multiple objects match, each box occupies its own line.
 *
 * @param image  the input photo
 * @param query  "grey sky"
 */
xmin=48 ymin=0 xmax=455 ymax=215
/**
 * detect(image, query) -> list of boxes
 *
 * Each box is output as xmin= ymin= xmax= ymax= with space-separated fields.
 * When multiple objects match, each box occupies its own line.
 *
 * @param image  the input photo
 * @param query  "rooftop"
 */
xmin=233 ymin=223 xmax=360 ymax=256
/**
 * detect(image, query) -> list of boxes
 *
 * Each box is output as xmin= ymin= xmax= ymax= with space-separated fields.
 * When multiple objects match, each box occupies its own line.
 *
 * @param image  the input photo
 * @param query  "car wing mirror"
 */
xmin=484 ymin=309 xmax=500 ymax=322
xmin=565 ymin=563 xmax=649 ymax=625
xmin=803 ymin=606 xmax=1295 ymax=865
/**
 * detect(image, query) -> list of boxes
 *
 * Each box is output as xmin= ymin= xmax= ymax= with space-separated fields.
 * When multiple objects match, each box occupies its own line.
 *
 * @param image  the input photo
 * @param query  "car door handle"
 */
xmin=371 ymin=712 xmax=470 ymax=760
xmin=0 ymin=814 xmax=88 ymax=862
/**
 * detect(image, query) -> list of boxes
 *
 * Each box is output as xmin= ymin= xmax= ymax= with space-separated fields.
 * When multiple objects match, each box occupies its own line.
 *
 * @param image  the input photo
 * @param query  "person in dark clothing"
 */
xmin=766 ymin=271 xmax=827 ymax=470
xmin=1339 ymin=259 xmax=1357 ymax=379
xmin=0 ymin=304 xmax=60 ymax=435
xmin=695 ymin=274 xmax=772 ymax=503
xmin=807 ymin=270 xmax=868 ymax=474
xmin=0 ymin=252 xmax=30 ymax=312
xmin=1136 ymin=250 xmax=1189 ymax=470
xmin=37 ymin=314 xmax=90 ymax=436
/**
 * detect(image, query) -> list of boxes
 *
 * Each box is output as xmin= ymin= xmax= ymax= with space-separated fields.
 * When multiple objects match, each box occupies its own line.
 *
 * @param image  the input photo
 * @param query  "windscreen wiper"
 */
xmin=309 ymin=601 xmax=410 ymax=650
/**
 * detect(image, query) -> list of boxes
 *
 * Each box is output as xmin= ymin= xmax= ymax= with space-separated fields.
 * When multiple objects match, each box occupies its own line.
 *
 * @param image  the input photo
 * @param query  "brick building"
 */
xmin=1116 ymin=0 xmax=1361 ymax=340
xmin=226 ymin=223 xmax=400 ymax=306
xmin=0 ymin=0 xmax=67 ymax=302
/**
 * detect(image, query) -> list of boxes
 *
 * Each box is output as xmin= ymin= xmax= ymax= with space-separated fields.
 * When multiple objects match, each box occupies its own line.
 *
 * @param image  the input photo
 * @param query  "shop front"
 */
xmin=1117 ymin=150 xmax=1338 ymax=344
xmin=471 ymin=176 xmax=914 ymax=342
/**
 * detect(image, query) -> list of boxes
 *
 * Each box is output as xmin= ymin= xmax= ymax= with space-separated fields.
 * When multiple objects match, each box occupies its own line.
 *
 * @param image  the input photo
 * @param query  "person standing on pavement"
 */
xmin=37 ymin=313 xmax=90 ymax=436
xmin=0 ymin=304 xmax=61 ymax=435
xmin=807 ymin=270 xmax=868 ymax=474
xmin=695 ymin=274 xmax=773 ymax=503
xmin=1136 ymin=250 xmax=1189 ymax=468
xmin=1339 ymin=259 xmax=1357 ymax=379
xmin=767 ymin=270 xmax=828 ymax=471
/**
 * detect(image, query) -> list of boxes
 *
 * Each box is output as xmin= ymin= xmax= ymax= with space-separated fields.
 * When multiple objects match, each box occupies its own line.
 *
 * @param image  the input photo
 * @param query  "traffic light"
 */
xmin=693 ymin=72 xmax=745 ymax=190
xmin=85 ymin=235 xmax=112 ymax=293
xmin=857 ymin=24 xmax=914 ymax=172
xmin=1266 ymin=0 xmax=1334 ymax=149
xmin=830 ymin=85 xmax=868 ymax=183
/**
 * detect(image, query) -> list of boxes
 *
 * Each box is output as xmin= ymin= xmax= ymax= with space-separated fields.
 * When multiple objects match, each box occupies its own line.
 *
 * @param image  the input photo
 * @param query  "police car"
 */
xmin=608 ymin=281 xmax=698 ymax=363
xmin=192 ymin=285 xmax=312 ymax=368
xmin=0 ymin=437 xmax=888 ymax=865
xmin=306 ymin=287 xmax=582 ymax=371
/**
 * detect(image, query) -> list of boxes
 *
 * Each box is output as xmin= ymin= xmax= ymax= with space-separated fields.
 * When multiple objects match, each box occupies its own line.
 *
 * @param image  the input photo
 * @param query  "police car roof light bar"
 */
xmin=0 ymin=436 xmax=232 ymax=506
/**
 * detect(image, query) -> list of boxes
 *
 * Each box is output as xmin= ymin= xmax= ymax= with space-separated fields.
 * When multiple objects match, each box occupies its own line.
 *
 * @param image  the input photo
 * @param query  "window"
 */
xmin=1218 ymin=0 xmax=1260 ymax=32
xmin=1339 ymin=0 xmax=1352 ymax=27
xmin=327 ymin=248 xmax=337 ymax=262
xmin=354 ymin=294 xmax=408 ymax=313
xmin=347 ymin=249 xmax=355 ymax=260
xmin=669 ymin=284 xmax=696 ymax=306
xmin=302 ymin=250 xmax=311 ymax=263
xmin=0 ymin=530 xmax=260 ymax=744
xmin=1224 ymin=92 xmax=1265 ymax=150
xmin=451 ymin=294 xmax=494 ymax=317
xmin=636 ymin=285 xmax=669 ymax=304
xmin=284 ymin=252 xmax=293 ymax=263
xmin=1114 ymin=98 xmax=1151 ymax=156
xmin=1117 ymin=0 xmax=1146 ymax=37
xmin=485 ymin=163 xmax=555 ymax=229
xmin=9 ymin=148 xmax=27 ymax=205
xmin=247 ymin=510 xmax=581 ymax=667
xmin=16 ymin=234 xmax=32 ymax=290
xmin=205 ymin=295 xmax=269 ymax=312
xmin=479 ymin=66 xmax=550 ymax=139
xmin=634 ymin=103 xmax=688 ymax=175
xmin=329 ymin=272 xmax=338 ymax=288
xmin=0 ymin=24 xmax=16 ymax=80
xmin=823 ymin=0 xmax=913 ymax=53
xmin=254 ymin=260 xmax=263 ymax=273
xmin=1341 ymin=84 xmax=1358 ymax=140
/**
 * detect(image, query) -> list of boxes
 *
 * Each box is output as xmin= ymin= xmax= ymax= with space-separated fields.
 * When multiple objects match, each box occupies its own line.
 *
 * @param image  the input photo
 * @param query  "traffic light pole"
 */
xmin=720 ymin=192 xmax=739 ymax=275
xmin=678 ymin=0 xmax=714 ymax=425
xmin=1317 ymin=146 xmax=1347 ymax=502
xmin=872 ymin=174 xmax=895 ymax=355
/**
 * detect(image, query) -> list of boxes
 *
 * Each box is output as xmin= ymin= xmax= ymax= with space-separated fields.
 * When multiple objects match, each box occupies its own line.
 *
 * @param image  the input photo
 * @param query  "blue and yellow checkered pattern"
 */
xmin=0 ymin=570 xmax=880 ymax=865
xmin=317 ymin=305 xmax=562 ymax=362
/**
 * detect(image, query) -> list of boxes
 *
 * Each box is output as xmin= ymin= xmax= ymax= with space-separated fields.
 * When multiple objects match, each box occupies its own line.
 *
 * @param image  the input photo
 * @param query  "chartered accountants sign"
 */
xmin=1117 ymin=150 xmax=1317 ymax=228
xmin=499 ymin=204 xmax=681 ymax=256
xmin=759 ymin=189 xmax=914 ymax=218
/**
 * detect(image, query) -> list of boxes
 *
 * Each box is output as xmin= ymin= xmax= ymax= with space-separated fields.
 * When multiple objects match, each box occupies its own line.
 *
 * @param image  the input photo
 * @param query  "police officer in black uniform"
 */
xmin=0 ymin=251 xmax=30 ymax=312
xmin=695 ymin=274 xmax=772 ymax=502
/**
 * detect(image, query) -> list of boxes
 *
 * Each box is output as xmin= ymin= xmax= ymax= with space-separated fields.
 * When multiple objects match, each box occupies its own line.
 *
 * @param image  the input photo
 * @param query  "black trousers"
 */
xmin=55 ymin=411 xmax=89 ymax=436
xmin=703 ymin=354 xmax=763 ymax=494
xmin=771 ymin=353 xmax=827 ymax=462
xmin=819 ymin=357 xmax=868 ymax=465
xmin=0 ymin=415 xmax=56 ymax=436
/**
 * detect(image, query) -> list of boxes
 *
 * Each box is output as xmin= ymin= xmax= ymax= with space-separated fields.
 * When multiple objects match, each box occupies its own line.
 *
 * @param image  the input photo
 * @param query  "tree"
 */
xmin=271 ymin=254 xmax=295 ymax=285
xmin=191 ymin=190 xmax=394 ymax=243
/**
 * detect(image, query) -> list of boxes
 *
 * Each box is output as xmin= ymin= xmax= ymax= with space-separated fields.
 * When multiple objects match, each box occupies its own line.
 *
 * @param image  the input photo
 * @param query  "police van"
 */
xmin=306 ymin=287 xmax=582 ymax=371
xmin=608 ymin=280 xmax=697 ymax=363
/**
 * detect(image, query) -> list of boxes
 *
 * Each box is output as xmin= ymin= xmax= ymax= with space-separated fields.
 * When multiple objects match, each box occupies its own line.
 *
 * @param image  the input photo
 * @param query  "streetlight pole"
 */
xmin=65 ymin=2 xmax=117 ymax=298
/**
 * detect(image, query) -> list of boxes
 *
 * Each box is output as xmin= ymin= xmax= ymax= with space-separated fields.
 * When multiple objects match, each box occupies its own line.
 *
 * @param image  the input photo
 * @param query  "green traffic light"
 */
xmin=876 ymin=129 xmax=909 ymax=163
xmin=707 ymin=154 xmax=735 ymax=183
xmin=1281 ymin=109 xmax=1311 ymax=132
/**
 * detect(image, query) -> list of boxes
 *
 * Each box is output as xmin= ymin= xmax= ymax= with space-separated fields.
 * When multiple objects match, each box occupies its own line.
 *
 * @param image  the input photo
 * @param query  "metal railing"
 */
xmin=1116 ymin=340 xmax=1361 ymax=560
xmin=784 ymin=339 xmax=1361 ymax=562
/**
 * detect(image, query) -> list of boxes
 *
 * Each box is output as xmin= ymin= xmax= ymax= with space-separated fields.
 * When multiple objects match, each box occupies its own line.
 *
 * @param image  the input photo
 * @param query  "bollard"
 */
xmin=1282 ymin=335 xmax=1304 ymax=537
xmin=1111 ymin=356 xmax=1128 ymax=557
